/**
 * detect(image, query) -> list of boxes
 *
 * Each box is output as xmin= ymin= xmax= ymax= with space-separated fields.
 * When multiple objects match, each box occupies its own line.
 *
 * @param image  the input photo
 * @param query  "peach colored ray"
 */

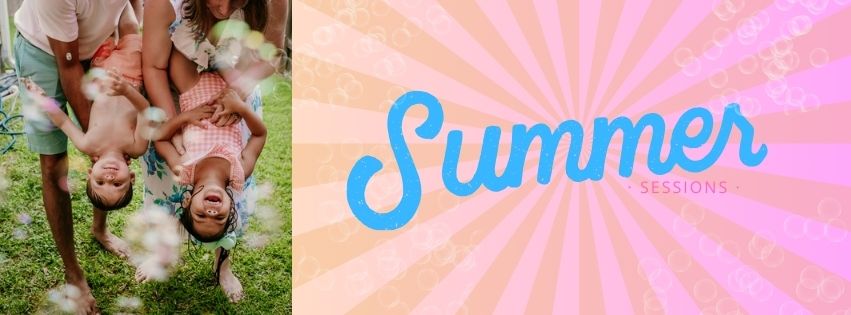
xmin=620 ymin=7 xmax=851 ymax=120
xmin=378 ymin=1 xmax=565 ymax=125
xmin=486 ymin=183 xmax=574 ymax=315
xmin=611 ymin=162 xmax=851 ymax=314
xmin=507 ymin=0 xmax=571 ymax=119
xmin=596 ymin=0 xmax=775 ymax=120
xmin=629 ymin=168 xmax=851 ymax=282
xmin=577 ymin=0 xmax=601 ymax=122
xmin=293 ymin=173 xmax=546 ymax=314
xmin=344 ymin=174 xmax=563 ymax=314
xmin=590 ymin=0 xmax=693 ymax=119
xmin=293 ymin=55 xmax=524 ymax=130
xmin=532 ymin=0 xmax=576 ymax=118
xmin=434 ymin=0 xmax=560 ymax=119
xmin=293 ymin=153 xmax=547 ymax=287
xmin=622 ymin=150 xmax=851 ymax=231
xmin=522 ymin=181 xmax=580 ymax=314
xmin=578 ymin=185 xmax=609 ymax=314
xmin=618 ymin=3 xmax=850 ymax=120
xmin=598 ymin=160 xmax=746 ymax=313
xmin=416 ymin=178 xmax=570 ymax=315
xmin=585 ymin=184 xmax=635 ymax=315
xmin=477 ymin=0 xmax=564 ymax=118
xmin=555 ymin=0 xmax=580 ymax=119
xmin=591 ymin=183 xmax=693 ymax=315
xmin=582 ymin=0 xmax=625 ymax=122
xmin=589 ymin=0 xmax=653 ymax=115
xmin=298 ymin=1 xmax=556 ymax=125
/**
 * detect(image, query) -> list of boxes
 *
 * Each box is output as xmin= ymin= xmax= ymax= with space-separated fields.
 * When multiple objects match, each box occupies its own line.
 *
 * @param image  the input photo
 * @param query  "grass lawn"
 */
xmin=0 ymin=75 xmax=292 ymax=314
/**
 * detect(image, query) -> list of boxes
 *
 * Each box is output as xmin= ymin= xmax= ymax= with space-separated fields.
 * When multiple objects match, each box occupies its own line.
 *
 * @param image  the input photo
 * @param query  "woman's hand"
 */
xmin=210 ymin=89 xmax=245 ymax=127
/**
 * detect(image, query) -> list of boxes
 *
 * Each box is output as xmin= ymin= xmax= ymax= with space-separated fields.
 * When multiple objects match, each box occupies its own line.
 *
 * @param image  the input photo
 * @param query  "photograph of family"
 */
xmin=0 ymin=0 xmax=291 ymax=313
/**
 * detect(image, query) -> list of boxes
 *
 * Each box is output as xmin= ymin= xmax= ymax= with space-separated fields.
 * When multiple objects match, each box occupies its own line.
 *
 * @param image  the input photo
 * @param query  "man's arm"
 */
xmin=46 ymin=38 xmax=92 ymax=131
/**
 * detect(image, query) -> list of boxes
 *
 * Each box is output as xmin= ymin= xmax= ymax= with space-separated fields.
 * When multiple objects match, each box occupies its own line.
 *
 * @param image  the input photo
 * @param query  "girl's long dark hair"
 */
xmin=183 ymin=0 xmax=270 ymax=40
xmin=179 ymin=184 xmax=240 ymax=282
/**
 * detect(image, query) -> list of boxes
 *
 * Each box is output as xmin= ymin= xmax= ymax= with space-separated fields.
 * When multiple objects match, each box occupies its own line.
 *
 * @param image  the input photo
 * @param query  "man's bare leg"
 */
xmin=92 ymin=208 xmax=130 ymax=259
xmin=40 ymin=153 xmax=97 ymax=314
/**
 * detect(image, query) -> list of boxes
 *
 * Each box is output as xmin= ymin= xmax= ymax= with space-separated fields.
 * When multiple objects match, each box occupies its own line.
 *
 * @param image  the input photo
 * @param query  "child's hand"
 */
xmin=180 ymin=105 xmax=215 ymax=127
xmin=22 ymin=78 xmax=62 ymax=113
xmin=105 ymin=69 xmax=132 ymax=96
xmin=210 ymin=89 xmax=245 ymax=127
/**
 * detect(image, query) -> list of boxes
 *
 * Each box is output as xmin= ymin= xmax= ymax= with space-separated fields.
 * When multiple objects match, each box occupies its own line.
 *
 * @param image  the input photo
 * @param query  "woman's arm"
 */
xmin=142 ymin=0 xmax=178 ymax=119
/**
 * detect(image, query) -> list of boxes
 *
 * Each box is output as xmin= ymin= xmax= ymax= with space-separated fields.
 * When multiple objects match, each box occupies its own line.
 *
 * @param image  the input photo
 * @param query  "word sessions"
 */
xmin=347 ymin=91 xmax=767 ymax=230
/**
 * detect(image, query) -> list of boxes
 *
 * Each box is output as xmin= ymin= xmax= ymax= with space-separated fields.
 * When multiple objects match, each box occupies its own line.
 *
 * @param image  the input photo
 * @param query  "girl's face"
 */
xmin=205 ymin=0 xmax=247 ymax=20
xmin=188 ymin=184 xmax=232 ymax=238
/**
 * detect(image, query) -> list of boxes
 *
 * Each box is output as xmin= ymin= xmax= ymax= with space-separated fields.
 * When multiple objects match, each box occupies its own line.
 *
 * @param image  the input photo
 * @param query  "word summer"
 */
xmin=347 ymin=91 xmax=767 ymax=230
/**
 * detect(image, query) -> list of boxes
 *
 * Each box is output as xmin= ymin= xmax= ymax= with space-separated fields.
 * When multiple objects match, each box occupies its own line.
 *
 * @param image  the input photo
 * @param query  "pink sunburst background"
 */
xmin=292 ymin=0 xmax=851 ymax=314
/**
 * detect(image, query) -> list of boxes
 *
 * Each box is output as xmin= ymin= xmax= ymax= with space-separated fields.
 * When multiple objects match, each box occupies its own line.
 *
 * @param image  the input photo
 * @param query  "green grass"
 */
xmin=0 ymin=76 xmax=291 ymax=314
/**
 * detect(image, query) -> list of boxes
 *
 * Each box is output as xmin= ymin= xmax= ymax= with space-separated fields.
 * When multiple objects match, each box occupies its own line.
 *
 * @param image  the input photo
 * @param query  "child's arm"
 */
xmin=216 ymin=90 xmax=266 ymax=177
xmin=106 ymin=71 xmax=149 ymax=112
xmin=154 ymin=139 xmax=183 ymax=175
xmin=24 ymin=79 xmax=91 ymax=153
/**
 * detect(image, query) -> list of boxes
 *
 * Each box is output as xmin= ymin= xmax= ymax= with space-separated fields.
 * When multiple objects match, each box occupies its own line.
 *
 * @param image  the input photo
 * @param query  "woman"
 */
xmin=141 ymin=0 xmax=283 ymax=302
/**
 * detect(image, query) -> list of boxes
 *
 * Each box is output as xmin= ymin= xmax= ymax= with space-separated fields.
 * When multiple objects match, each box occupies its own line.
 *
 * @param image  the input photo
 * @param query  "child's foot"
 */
xmin=67 ymin=280 xmax=98 ymax=315
xmin=219 ymin=262 xmax=244 ymax=302
xmin=92 ymin=230 xmax=130 ymax=260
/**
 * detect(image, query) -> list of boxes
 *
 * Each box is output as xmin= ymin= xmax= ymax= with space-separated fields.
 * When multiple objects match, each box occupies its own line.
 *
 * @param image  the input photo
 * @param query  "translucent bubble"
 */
xmin=786 ymin=15 xmax=813 ymax=37
xmin=824 ymin=219 xmax=848 ymax=242
xmin=804 ymin=219 xmax=824 ymax=240
xmin=391 ymin=28 xmax=413 ymax=48
xmin=674 ymin=47 xmax=695 ymax=67
xmin=709 ymin=69 xmax=729 ymax=88
xmin=763 ymin=59 xmax=789 ymax=80
xmin=694 ymin=278 xmax=718 ymax=302
xmin=312 ymin=26 xmax=336 ymax=46
xmin=667 ymin=250 xmax=692 ymax=272
xmin=644 ymin=295 xmax=666 ymax=314
xmin=638 ymin=258 xmax=665 ymax=280
xmin=17 ymin=213 xmax=32 ymax=225
xmin=797 ymin=282 xmax=819 ymax=302
xmin=785 ymin=87 xmax=806 ymax=108
xmin=762 ymin=246 xmax=785 ymax=268
xmin=801 ymin=0 xmax=831 ymax=14
xmin=681 ymin=202 xmax=705 ymax=225
xmin=12 ymin=228 xmax=27 ymax=240
xmin=765 ymin=78 xmax=788 ymax=98
xmin=771 ymin=37 xmax=794 ymax=57
xmin=713 ymin=0 xmax=738 ymax=21
xmin=713 ymin=27 xmax=733 ymax=47
xmin=115 ymin=296 xmax=142 ymax=310
xmin=800 ymin=265 xmax=824 ymax=289
xmin=818 ymin=275 xmax=845 ymax=302
xmin=757 ymin=41 xmax=775 ymax=60
xmin=716 ymin=241 xmax=741 ymax=264
xmin=817 ymin=198 xmax=843 ymax=220
xmin=378 ymin=286 xmax=400 ymax=308
xmin=738 ymin=55 xmax=759 ymax=74
xmin=417 ymin=268 xmax=439 ymax=291
xmin=809 ymin=48 xmax=830 ymax=68
xmin=649 ymin=269 xmax=674 ymax=292
xmin=799 ymin=93 xmax=821 ymax=112
xmin=748 ymin=231 xmax=776 ymax=260
xmin=81 ymin=68 xmax=109 ymax=100
xmin=704 ymin=42 xmax=725 ymax=60
xmin=673 ymin=217 xmax=699 ymax=238
xmin=682 ymin=58 xmax=702 ymax=77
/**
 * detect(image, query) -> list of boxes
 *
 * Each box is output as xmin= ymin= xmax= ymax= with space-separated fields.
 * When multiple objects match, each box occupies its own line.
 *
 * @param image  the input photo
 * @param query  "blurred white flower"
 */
xmin=125 ymin=206 xmax=181 ymax=282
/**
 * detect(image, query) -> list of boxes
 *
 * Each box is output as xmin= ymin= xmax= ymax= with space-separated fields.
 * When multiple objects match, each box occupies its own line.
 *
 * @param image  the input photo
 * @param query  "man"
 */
xmin=14 ymin=0 xmax=138 ymax=313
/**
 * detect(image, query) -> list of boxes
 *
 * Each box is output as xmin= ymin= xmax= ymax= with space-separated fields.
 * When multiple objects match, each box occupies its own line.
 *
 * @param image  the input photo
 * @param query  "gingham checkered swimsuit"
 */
xmin=177 ymin=72 xmax=245 ymax=191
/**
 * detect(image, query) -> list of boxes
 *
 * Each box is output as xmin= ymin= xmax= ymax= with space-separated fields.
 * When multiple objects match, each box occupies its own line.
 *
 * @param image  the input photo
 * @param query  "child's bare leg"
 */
xmin=92 ymin=208 xmax=130 ymax=259
xmin=216 ymin=248 xmax=244 ymax=302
